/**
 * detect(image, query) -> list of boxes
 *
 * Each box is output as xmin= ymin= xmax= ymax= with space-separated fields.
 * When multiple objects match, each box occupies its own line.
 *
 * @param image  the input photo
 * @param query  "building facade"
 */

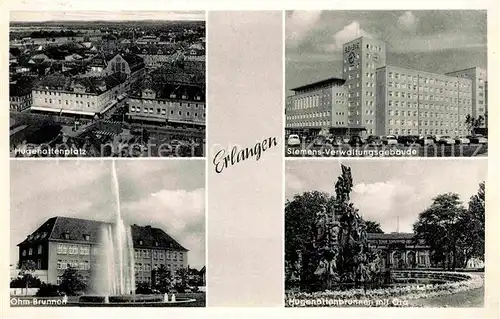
xmin=17 ymin=217 xmax=188 ymax=286
xmin=31 ymin=73 xmax=129 ymax=117
xmin=445 ymin=67 xmax=487 ymax=122
xmin=375 ymin=66 xmax=473 ymax=136
xmin=286 ymin=36 xmax=487 ymax=138
xmin=367 ymin=233 xmax=431 ymax=269
xmin=285 ymin=78 xmax=348 ymax=136
xmin=10 ymin=86 xmax=33 ymax=112
xmin=128 ymin=66 xmax=206 ymax=126
xmin=342 ymin=37 xmax=387 ymax=136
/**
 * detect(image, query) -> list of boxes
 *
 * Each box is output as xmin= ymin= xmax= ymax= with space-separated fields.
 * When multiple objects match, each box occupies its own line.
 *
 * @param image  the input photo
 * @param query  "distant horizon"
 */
xmin=10 ymin=11 xmax=205 ymax=22
xmin=10 ymin=19 xmax=205 ymax=23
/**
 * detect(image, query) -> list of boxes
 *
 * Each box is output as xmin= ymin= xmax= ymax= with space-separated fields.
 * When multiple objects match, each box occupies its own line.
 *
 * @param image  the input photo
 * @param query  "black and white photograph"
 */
xmin=285 ymin=10 xmax=488 ymax=157
xmin=9 ymin=11 xmax=206 ymax=158
xmin=9 ymin=160 xmax=206 ymax=307
xmin=285 ymin=160 xmax=486 ymax=307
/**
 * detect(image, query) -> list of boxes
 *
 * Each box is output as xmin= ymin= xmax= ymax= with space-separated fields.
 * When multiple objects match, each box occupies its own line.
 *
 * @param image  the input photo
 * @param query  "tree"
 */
xmin=413 ymin=193 xmax=467 ymax=270
xmin=465 ymin=114 xmax=485 ymax=134
xmin=174 ymin=268 xmax=190 ymax=292
xmin=284 ymin=191 xmax=334 ymax=290
xmin=365 ymin=220 xmax=384 ymax=233
xmin=152 ymin=265 xmax=172 ymax=293
xmin=59 ymin=266 xmax=87 ymax=296
xmin=458 ymin=182 xmax=485 ymax=266
xmin=18 ymin=260 xmax=38 ymax=294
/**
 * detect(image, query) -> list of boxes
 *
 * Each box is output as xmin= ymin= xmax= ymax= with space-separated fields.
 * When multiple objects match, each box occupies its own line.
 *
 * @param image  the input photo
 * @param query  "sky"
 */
xmin=286 ymin=159 xmax=487 ymax=234
xmin=10 ymin=11 xmax=205 ymax=22
xmin=10 ymin=159 xmax=206 ymax=270
xmin=286 ymin=10 xmax=487 ymax=94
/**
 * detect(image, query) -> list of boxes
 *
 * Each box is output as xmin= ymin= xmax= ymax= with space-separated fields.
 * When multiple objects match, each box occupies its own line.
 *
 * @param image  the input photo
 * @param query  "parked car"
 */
xmin=437 ymin=135 xmax=456 ymax=145
xmin=418 ymin=135 xmax=435 ymax=146
xmin=328 ymin=136 xmax=344 ymax=147
xmin=366 ymin=135 xmax=382 ymax=147
xmin=468 ymin=135 xmax=488 ymax=144
xmin=342 ymin=136 xmax=350 ymax=144
xmin=382 ymin=135 xmax=398 ymax=145
xmin=348 ymin=135 xmax=365 ymax=147
xmin=398 ymin=135 xmax=419 ymax=146
xmin=287 ymin=134 xmax=301 ymax=146
xmin=455 ymin=136 xmax=471 ymax=145
xmin=313 ymin=135 xmax=327 ymax=146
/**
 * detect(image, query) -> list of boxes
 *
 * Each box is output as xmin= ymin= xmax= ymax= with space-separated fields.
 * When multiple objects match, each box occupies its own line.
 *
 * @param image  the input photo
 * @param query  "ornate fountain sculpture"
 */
xmin=310 ymin=164 xmax=382 ymax=290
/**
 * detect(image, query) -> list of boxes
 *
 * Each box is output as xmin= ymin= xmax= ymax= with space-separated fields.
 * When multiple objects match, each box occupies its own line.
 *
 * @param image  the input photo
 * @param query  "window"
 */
xmin=38 ymin=245 xmax=43 ymax=254
xmin=22 ymin=249 xmax=26 ymax=256
xmin=28 ymin=248 xmax=33 ymax=255
xmin=80 ymin=246 xmax=90 ymax=255
xmin=69 ymin=245 xmax=79 ymax=255
xmin=58 ymin=244 xmax=68 ymax=255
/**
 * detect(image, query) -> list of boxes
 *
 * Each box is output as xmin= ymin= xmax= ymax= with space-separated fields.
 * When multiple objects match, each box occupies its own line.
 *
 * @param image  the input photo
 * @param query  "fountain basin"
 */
xmin=78 ymin=294 xmax=196 ymax=305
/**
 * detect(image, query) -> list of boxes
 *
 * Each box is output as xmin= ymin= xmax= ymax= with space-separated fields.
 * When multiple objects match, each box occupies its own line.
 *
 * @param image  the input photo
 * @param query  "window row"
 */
xmin=387 ymin=73 xmax=473 ymax=88
xmin=57 ymin=260 xmax=90 ymax=270
xmin=138 ymin=99 xmax=204 ymax=107
xmin=387 ymin=101 xmax=468 ymax=112
xmin=388 ymin=119 xmax=460 ymax=127
xmin=388 ymin=128 xmax=466 ymax=136
xmin=292 ymin=95 xmax=321 ymax=110
xmin=57 ymin=243 xmax=90 ymax=255
xmin=130 ymin=107 xmax=205 ymax=118
xmin=388 ymin=110 xmax=461 ymax=119
xmin=288 ymin=120 xmax=333 ymax=127
xmin=287 ymin=111 xmax=332 ymax=120
xmin=387 ymin=92 xmax=471 ymax=103
xmin=134 ymin=249 xmax=184 ymax=261
xmin=21 ymin=245 xmax=43 ymax=256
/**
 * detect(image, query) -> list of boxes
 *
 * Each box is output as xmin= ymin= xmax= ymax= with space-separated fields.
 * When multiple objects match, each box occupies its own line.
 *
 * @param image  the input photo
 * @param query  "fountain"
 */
xmin=96 ymin=159 xmax=136 ymax=296
xmin=77 ymin=160 xmax=196 ymax=306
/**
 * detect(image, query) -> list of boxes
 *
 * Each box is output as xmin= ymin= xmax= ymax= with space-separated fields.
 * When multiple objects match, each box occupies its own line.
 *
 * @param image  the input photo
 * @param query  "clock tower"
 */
xmin=342 ymin=37 xmax=386 ymax=136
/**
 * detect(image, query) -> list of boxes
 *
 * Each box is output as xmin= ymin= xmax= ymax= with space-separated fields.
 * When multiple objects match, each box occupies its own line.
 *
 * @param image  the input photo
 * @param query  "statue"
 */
xmin=290 ymin=164 xmax=383 ymax=292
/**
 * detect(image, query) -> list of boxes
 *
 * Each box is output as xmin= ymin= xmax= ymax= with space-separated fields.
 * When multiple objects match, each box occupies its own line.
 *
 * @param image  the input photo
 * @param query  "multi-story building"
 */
xmin=17 ymin=216 xmax=188 ymax=286
xmin=286 ymin=36 xmax=487 ymax=138
xmin=30 ymin=53 xmax=145 ymax=118
xmin=285 ymin=77 xmax=348 ymax=136
xmin=31 ymin=73 xmax=129 ymax=118
xmin=342 ymin=37 xmax=387 ymax=136
xmin=131 ymin=224 xmax=188 ymax=283
xmin=87 ymin=53 xmax=146 ymax=86
xmin=368 ymin=232 xmax=431 ymax=269
xmin=375 ymin=66 xmax=473 ymax=136
xmin=128 ymin=80 xmax=206 ymax=127
xmin=128 ymin=61 xmax=206 ymax=127
xmin=10 ymin=77 xmax=36 ymax=112
xmin=445 ymin=67 xmax=487 ymax=122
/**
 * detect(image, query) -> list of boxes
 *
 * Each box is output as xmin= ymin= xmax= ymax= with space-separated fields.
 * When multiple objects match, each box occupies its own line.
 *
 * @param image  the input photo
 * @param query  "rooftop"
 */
xmin=35 ymin=72 xmax=128 ymax=95
xmin=18 ymin=216 xmax=188 ymax=251
xmin=290 ymin=77 xmax=346 ymax=92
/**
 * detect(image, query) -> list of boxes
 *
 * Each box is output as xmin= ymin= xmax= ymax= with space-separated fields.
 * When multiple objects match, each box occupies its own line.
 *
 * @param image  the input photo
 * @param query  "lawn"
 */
xmin=408 ymin=288 xmax=484 ymax=307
